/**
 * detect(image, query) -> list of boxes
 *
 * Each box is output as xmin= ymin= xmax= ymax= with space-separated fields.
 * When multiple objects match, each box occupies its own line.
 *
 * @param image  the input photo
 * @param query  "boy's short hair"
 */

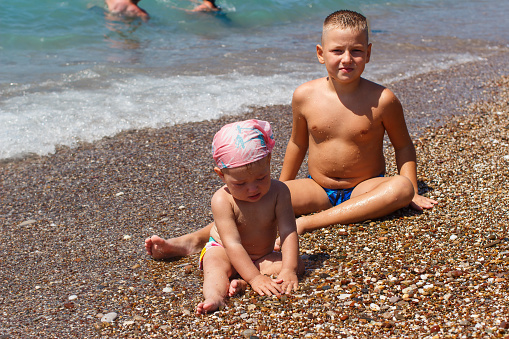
xmin=323 ymin=10 xmax=369 ymax=42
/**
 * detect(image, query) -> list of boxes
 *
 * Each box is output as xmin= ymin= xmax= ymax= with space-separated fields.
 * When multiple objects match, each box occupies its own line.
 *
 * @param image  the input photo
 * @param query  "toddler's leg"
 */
xmin=145 ymin=222 xmax=213 ymax=259
xmin=196 ymin=247 xmax=232 ymax=315
xmin=228 ymin=279 xmax=247 ymax=297
xmin=255 ymin=252 xmax=305 ymax=276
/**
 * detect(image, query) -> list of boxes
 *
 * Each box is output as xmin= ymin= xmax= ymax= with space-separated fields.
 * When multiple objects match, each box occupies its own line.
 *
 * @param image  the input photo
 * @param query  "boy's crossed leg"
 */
xmin=287 ymin=175 xmax=415 ymax=234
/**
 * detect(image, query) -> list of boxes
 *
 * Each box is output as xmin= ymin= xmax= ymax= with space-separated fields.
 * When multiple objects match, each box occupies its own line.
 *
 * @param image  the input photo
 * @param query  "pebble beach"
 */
xmin=1 ymin=53 xmax=508 ymax=338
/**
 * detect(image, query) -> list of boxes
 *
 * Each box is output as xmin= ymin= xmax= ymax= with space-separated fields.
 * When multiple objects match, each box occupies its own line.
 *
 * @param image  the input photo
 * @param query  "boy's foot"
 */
xmin=145 ymin=235 xmax=201 ymax=259
xmin=228 ymin=279 xmax=247 ymax=297
xmin=196 ymin=297 xmax=225 ymax=315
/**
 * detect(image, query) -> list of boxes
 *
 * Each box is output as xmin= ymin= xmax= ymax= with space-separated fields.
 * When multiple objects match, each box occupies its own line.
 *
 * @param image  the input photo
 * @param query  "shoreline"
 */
xmin=1 ymin=54 xmax=508 ymax=338
xmin=2 ymin=52 xmax=509 ymax=168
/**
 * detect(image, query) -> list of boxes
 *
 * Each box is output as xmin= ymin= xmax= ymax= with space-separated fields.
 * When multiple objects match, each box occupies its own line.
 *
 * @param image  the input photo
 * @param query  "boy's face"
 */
xmin=316 ymin=27 xmax=371 ymax=84
xmin=215 ymin=155 xmax=272 ymax=203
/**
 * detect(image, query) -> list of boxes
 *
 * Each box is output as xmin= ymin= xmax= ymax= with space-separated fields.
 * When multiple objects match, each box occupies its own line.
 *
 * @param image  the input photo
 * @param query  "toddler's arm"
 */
xmin=212 ymin=193 xmax=283 ymax=296
xmin=274 ymin=182 xmax=300 ymax=293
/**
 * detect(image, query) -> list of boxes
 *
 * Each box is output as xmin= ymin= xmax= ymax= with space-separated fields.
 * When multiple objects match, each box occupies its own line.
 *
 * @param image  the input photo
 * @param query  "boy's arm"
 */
xmin=211 ymin=193 xmax=282 ymax=296
xmin=279 ymin=89 xmax=309 ymax=182
xmin=273 ymin=181 xmax=300 ymax=293
xmin=382 ymin=90 xmax=438 ymax=210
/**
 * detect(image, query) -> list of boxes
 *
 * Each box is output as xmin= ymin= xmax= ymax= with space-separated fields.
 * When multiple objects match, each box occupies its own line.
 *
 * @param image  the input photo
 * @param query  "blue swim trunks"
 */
xmin=308 ymin=174 xmax=384 ymax=206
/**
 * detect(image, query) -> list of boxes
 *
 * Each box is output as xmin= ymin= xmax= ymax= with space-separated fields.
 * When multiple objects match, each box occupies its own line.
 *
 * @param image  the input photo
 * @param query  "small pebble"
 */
xmin=430 ymin=325 xmax=440 ymax=333
xmin=382 ymin=312 xmax=393 ymax=319
xmin=242 ymin=329 xmax=256 ymax=338
xmin=63 ymin=302 xmax=74 ymax=309
xmin=389 ymin=296 xmax=400 ymax=303
xmin=19 ymin=220 xmax=37 ymax=226
xmin=101 ymin=312 xmax=118 ymax=323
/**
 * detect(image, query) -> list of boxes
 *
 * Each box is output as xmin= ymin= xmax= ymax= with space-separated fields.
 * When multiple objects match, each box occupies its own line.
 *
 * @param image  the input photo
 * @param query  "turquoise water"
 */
xmin=1 ymin=0 xmax=508 ymax=160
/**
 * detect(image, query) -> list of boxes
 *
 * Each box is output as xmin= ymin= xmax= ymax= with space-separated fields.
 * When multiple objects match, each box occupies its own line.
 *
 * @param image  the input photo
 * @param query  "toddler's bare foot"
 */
xmin=196 ymin=297 xmax=225 ymax=315
xmin=228 ymin=279 xmax=247 ymax=297
xmin=145 ymin=235 xmax=201 ymax=259
xmin=273 ymin=237 xmax=281 ymax=252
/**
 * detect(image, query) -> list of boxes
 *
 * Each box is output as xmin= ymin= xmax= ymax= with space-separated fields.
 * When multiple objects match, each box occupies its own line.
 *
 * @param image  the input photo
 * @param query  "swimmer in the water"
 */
xmin=105 ymin=0 xmax=149 ymax=21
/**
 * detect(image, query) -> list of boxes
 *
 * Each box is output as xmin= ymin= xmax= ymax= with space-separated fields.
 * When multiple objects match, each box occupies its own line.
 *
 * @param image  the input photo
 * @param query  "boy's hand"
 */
xmin=274 ymin=269 xmax=299 ymax=294
xmin=410 ymin=194 xmax=438 ymax=210
xmin=249 ymin=274 xmax=282 ymax=297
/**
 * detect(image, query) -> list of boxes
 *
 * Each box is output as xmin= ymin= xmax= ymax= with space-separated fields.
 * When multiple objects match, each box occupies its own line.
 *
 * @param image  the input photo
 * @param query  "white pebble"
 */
xmin=449 ymin=234 xmax=458 ymax=241
xmin=163 ymin=287 xmax=173 ymax=293
xmin=19 ymin=220 xmax=37 ymax=226
xmin=101 ymin=312 xmax=118 ymax=323
xmin=402 ymin=287 xmax=415 ymax=294
xmin=339 ymin=294 xmax=352 ymax=300
xmin=68 ymin=295 xmax=78 ymax=301
xmin=123 ymin=235 xmax=132 ymax=240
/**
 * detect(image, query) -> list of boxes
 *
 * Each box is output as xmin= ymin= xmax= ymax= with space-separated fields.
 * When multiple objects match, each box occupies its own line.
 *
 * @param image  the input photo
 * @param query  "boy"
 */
xmin=279 ymin=9 xmax=437 ymax=235
xmin=145 ymin=9 xmax=437 ymax=259
xmin=105 ymin=0 xmax=149 ymax=21
xmin=185 ymin=120 xmax=302 ymax=314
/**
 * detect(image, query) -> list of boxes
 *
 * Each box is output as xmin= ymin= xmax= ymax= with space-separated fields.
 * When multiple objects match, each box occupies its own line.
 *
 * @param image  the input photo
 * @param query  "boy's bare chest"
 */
xmin=306 ymin=103 xmax=383 ymax=144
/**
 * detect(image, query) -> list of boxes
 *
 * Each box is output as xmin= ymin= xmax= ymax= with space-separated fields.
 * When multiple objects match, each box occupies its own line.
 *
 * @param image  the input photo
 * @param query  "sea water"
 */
xmin=1 ymin=0 xmax=508 ymax=160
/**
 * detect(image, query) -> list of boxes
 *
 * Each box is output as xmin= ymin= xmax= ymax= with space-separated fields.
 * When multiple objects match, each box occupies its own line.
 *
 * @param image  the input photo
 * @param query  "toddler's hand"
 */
xmin=275 ymin=269 xmax=299 ymax=294
xmin=249 ymin=274 xmax=282 ymax=297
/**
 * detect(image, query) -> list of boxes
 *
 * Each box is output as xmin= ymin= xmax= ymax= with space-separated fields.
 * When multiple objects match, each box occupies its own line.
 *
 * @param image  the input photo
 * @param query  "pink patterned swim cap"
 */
xmin=212 ymin=119 xmax=275 ymax=169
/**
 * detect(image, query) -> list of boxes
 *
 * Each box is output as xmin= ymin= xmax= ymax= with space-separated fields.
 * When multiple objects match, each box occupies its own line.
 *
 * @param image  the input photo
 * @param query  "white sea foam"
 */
xmin=0 ymin=50 xmax=491 ymax=160
xmin=0 ymin=72 xmax=305 ymax=159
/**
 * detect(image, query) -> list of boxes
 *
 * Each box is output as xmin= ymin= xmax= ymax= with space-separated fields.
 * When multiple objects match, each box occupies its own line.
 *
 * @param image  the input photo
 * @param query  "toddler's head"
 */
xmin=212 ymin=119 xmax=275 ymax=202
xmin=212 ymin=119 xmax=275 ymax=169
